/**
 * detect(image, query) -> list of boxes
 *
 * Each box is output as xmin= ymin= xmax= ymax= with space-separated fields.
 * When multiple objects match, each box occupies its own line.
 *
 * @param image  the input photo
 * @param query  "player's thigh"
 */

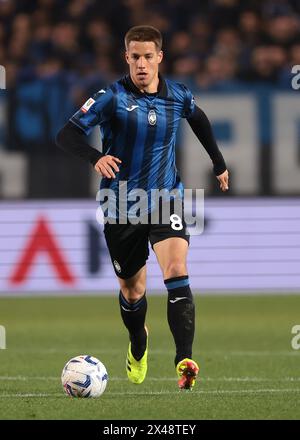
xmin=153 ymin=237 xmax=188 ymax=279
xmin=150 ymin=197 xmax=189 ymax=278
xmin=103 ymin=222 xmax=149 ymax=282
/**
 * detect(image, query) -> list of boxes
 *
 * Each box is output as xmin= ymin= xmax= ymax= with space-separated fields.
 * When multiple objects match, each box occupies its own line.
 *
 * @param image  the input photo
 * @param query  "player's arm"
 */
xmin=187 ymin=105 xmax=229 ymax=192
xmin=56 ymin=89 xmax=121 ymax=179
xmin=56 ymin=122 xmax=121 ymax=179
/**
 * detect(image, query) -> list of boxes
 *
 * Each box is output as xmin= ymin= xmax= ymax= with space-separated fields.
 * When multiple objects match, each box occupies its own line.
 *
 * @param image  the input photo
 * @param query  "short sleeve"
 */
xmin=70 ymin=88 xmax=115 ymax=135
xmin=182 ymin=85 xmax=195 ymax=119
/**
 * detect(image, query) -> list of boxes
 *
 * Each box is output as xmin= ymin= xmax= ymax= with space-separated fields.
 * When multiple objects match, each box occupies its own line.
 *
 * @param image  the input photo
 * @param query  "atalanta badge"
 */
xmin=148 ymin=109 xmax=157 ymax=126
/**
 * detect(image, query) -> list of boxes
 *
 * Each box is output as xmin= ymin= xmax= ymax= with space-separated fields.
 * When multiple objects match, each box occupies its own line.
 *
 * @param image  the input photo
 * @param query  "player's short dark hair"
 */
xmin=125 ymin=25 xmax=162 ymax=51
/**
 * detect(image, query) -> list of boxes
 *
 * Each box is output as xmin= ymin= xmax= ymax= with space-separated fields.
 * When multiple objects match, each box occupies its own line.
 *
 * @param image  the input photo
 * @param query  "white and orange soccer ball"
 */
xmin=61 ymin=355 xmax=108 ymax=398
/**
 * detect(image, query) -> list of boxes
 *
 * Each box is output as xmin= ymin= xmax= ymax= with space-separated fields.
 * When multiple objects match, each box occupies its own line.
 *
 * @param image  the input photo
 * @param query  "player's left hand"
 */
xmin=217 ymin=169 xmax=229 ymax=192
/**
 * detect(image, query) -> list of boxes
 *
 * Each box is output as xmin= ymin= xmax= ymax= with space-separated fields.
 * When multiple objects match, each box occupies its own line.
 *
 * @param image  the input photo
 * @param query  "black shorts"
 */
xmin=103 ymin=198 xmax=190 ymax=279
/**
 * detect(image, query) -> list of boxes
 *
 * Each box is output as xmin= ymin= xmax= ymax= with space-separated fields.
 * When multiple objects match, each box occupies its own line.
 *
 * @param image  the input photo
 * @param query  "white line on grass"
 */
xmin=9 ymin=348 xmax=300 ymax=356
xmin=0 ymin=393 xmax=63 ymax=398
xmin=107 ymin=389 xmax=300 ymax=396
xmin=109 ymin=377 xmax=300 ymax=383
xmin=1 ymin=376 xmax=300 ymax=382
xmin=0 ymin=389 xmax=300 ymax=398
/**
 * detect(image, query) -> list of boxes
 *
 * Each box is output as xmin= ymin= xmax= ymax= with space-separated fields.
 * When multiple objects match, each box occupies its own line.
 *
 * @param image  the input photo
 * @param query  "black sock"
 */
xmin=164 ymin=275 xmax=195 ymax=367
xmin=119 ymin=290 xmax=147 ymax=361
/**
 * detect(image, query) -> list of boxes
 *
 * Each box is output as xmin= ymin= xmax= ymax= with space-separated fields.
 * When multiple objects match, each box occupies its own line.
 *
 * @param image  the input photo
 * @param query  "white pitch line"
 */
xmin=109 ymin=377 xmax=300 ymax=383
xmin=0 ymin=389 xmax=300 ymax=398
xmin=0 ymin=393 xmax=63 ymax=398
xmin=7 ymin=349 xmax=300 ymax=356
xmin=205 ymin=377 xmax=300 ymax=382
xmin=106 ymin=389 xmax=300 ymax=396
xmin=0 ymin=376 xmax=300 ymax=382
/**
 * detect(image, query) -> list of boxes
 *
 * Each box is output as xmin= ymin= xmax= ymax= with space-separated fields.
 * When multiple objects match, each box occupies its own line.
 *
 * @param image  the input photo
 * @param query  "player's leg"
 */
xmin=118 ymin=265 xmax=148 ymax=362
xmin=153 ymin=237 xmax=199 ymax=389
xmin=153 ymin=237 xmax=194 ymax=363
xmin=118 ymin=266 xmax=148 ymax=383
xmin=103 ymin=223 xmax=149 ymax=383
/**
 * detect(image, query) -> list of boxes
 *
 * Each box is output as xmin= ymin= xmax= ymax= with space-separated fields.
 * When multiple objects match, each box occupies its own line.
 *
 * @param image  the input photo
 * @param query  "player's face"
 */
xmin=126 ymin=41 xmax=163 ymax=91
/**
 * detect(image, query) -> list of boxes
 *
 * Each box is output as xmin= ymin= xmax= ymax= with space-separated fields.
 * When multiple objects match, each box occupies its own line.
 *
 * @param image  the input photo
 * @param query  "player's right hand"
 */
xmin=216 ymin=169 xmax=229 ymax=192
xmin=94 ymin=155 xmax=122 ymax=178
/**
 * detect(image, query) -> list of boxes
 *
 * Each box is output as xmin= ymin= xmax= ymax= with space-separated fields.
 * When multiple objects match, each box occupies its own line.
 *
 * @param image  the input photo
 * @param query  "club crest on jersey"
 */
xmin=81 ymin=97 xmax=95 ymax=113
xmin=148 ymin=109 xmax=157 ymax=126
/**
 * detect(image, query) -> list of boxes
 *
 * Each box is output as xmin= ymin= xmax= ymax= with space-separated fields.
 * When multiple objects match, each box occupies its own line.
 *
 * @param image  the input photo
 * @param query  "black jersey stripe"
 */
xmin=118 ymin=94 xmax=139 ymax=182
xmin=145 ymin=102 xmax=168 ymax=192
xmin=160 ymin=96 xmax=176 ymax=190
xmin=136 ymin=107 xmax=158 ymax=190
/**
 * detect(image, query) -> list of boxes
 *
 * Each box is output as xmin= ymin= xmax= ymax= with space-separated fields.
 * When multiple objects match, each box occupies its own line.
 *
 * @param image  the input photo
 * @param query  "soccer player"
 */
xmin=57 ymin=25 xmax=229 ymax=390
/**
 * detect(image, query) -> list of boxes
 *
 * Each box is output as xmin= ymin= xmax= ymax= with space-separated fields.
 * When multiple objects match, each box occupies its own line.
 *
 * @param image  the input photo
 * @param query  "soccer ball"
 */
xmin=61 ymin=355 xmax=108 ymax=398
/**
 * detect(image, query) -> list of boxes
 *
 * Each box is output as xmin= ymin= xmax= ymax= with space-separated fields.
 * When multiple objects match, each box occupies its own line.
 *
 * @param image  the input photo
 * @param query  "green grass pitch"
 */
xmin=0 ymin=294 xmax=300 ymax=420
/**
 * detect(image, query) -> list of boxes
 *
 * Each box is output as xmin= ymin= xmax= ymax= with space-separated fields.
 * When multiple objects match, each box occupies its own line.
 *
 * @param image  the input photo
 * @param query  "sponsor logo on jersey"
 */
xmin=126 ymin=105 xmax=139 ymax=112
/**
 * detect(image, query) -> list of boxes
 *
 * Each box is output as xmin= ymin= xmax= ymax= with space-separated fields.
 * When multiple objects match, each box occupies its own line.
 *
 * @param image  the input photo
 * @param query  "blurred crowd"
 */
xmin=0 ymin=0 xmax=299 ymax=197
xmin=1 ymin=0 xmax=300 ymax=100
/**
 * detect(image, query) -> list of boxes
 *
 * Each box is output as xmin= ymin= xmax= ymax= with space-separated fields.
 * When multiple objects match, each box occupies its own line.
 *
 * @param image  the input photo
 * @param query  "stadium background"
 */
xmin=0 ymin=0 xmax=299 ymax=294
xmin=0 ymin=0 xmax=300 ymax=422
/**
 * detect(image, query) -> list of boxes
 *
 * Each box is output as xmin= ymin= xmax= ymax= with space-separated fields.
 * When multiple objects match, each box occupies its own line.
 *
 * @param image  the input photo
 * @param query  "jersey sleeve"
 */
xmin=182 ymin=85 xmax=195 ymax=119
xmin=69 ymin=87 xmax=115 ymax=135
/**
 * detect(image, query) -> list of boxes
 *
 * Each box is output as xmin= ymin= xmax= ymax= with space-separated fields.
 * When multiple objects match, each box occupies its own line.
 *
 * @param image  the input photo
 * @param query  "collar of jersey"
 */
xmin=122 ymin=73 xmax=168 ymax=98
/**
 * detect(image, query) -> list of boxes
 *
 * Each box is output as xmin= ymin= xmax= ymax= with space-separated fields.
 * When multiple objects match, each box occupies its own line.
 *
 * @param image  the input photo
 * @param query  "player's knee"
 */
xmin=163 ymin=261 xmax=187 ymax=280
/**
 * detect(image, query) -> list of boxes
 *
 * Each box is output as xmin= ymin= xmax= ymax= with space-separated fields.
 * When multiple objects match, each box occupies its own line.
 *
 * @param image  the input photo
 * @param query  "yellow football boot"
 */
xmin=126 ymin=327 xmax=148 ymax=384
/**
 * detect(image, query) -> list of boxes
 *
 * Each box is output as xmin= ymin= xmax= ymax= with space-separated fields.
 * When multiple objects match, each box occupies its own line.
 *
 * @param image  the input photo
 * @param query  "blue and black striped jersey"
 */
xmin=70 ymin=74 xmax=195 ymax=216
